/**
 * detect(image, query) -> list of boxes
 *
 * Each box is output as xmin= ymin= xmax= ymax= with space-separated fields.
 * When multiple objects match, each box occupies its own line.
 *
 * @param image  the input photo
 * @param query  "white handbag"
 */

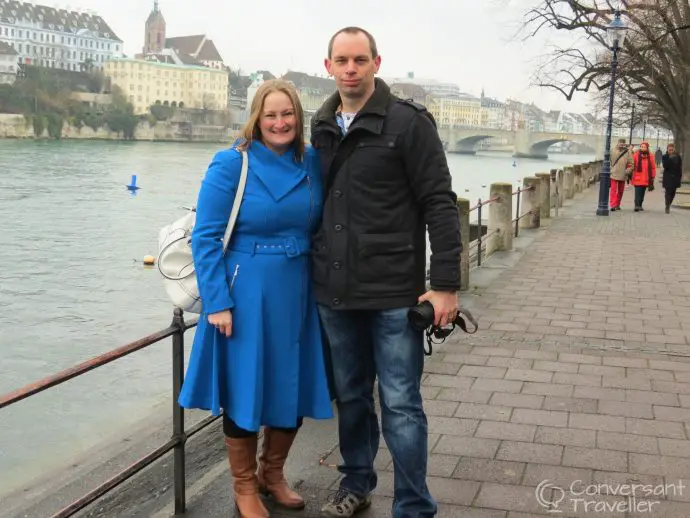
xmin=157 ymin=149 xmax=248 ymax=314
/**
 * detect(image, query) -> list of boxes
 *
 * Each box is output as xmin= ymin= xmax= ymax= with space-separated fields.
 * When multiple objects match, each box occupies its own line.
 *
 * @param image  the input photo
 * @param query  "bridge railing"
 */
xmin=456 ymin=160 xmax=602 ymax=291
xmin=0 ymin=309 xmax=205 ymax=518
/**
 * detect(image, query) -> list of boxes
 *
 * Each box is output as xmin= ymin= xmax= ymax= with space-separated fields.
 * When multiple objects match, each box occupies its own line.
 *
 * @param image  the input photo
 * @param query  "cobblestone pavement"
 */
xmin=317 ymin=184 xmax=690 ymax=517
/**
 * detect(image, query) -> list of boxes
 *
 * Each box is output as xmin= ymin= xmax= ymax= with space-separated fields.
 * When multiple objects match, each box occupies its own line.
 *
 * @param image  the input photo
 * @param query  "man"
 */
xmin=655 ymin=147 xmax=663 ymax=168
xmin=310 ymin=27 xmax=461 ymax=518
xmin=662 ymin=142 xmax=683 ymax=213
xmin=609 ymin=138 xmax=633 ymax=211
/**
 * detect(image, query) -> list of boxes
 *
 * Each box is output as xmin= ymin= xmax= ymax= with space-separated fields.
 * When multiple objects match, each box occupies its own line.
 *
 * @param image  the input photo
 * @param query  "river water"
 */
xmin=0 ymin=139 xmax=594 ymax=494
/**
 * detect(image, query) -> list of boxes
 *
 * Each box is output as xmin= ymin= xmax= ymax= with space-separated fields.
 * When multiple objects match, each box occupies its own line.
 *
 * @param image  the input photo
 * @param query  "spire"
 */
xmin=154 ymin=0 xmax=159 ymax=11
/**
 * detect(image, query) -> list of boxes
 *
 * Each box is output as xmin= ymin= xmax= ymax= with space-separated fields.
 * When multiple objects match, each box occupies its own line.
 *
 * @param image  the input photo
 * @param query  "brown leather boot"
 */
xmin=257 ymin=428 xmax=305 ymax=509
xmin=224 ymin=436 xmax=270 ymax=518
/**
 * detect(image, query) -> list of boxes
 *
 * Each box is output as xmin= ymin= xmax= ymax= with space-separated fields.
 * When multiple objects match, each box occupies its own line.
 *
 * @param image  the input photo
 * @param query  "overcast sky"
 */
xmin=80 ymin=0 xmax=595 ymax=113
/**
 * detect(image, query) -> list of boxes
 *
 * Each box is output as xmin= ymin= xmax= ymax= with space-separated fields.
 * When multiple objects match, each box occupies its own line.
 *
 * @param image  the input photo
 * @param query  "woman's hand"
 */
xmin=208 ymin=310 xmax=232 ymax=337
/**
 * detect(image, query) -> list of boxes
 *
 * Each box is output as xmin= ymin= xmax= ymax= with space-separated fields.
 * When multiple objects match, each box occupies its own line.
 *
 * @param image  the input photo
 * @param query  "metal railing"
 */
xmin=469 ymin=196 xmax=499 ymax=267
xmin=0 ymin=308 xmax=214 ymax=518
xmin=512 ymin=184 xmax=536 ymax=238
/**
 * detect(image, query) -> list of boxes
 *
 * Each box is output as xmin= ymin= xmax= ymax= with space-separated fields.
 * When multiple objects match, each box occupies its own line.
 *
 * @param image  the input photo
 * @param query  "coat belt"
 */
xmin=228 ymin=235 xmax=309 ymax=257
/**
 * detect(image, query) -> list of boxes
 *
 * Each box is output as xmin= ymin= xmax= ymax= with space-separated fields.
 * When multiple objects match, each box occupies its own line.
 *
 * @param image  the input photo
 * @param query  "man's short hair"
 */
xmin=327 ymin=27 xmax=379 ymax=59
xmin=618 ymin=138 xmax=627 ymax=145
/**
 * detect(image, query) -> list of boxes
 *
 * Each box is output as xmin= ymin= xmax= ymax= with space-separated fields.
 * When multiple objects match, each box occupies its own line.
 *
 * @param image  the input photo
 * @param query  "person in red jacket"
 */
xmin=631 ymin=141 xmax=656 ymax=212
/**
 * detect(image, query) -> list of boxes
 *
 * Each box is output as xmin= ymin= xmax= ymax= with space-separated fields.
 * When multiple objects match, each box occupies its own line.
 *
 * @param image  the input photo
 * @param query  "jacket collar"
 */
xmin=314 ymin=78 xmax=391 ymax=135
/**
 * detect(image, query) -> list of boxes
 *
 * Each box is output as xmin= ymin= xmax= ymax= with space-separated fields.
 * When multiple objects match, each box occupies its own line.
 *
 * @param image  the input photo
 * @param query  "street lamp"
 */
xmin=597 ymin=10 xmax=630 ymax=216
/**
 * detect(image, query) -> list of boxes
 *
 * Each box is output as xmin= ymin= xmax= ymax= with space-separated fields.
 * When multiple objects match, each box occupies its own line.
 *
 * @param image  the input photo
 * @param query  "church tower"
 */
xmin=143 ymin=0 xmax=166 ymax=55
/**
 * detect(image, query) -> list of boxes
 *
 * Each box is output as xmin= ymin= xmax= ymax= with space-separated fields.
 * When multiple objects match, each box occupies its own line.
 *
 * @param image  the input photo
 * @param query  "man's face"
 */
xmin=325 ymin=31 xmax=381 ymax=101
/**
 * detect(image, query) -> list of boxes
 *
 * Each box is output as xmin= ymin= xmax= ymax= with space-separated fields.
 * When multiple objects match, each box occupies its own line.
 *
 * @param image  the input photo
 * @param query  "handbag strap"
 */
xmin=221 ymin=149 xmax=248 ymax=253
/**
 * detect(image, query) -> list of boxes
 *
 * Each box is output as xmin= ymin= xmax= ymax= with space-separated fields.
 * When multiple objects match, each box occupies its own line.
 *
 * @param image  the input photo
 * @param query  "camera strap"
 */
xmin=424 ymin=308 xmax=479 ymax=356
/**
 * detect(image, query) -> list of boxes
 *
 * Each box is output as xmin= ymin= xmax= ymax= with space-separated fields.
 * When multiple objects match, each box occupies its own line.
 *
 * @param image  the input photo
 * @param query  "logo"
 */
xmin=535 ymin=479 xmax=686 ymax=514
xmin=536 ymin=480 xmax=565 ymax=513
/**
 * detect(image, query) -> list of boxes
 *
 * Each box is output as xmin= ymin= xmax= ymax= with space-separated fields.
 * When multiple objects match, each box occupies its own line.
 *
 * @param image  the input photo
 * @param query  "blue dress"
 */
xmin=178 ymin=142 xmax=334 ymax=431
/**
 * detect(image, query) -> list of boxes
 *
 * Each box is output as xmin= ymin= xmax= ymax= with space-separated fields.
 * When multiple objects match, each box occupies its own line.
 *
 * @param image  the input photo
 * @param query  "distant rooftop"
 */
xmin=0 ymin=0 xmax=122 ymax=41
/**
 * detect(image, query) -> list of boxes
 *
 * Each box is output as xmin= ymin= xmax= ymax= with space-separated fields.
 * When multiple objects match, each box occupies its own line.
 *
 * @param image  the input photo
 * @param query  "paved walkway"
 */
xmin=22 ymin=182 xmax=690 ymax=518
xmin=317 ymin=184 xmax=690 ymax=517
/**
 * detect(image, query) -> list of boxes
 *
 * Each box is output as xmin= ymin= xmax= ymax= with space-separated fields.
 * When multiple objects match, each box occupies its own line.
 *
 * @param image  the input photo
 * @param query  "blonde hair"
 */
xmin=236 ymin=79 xmax=305 ymax=162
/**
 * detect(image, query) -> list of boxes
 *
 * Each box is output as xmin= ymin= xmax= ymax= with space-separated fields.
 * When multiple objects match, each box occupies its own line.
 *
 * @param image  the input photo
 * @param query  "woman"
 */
xmin=662 ymin=142 xmax=683 ymax=213
xmin=631 ymin=141 xmax=656 ymax=212
xmin=179 ymin=79 xmax=333 ymax=518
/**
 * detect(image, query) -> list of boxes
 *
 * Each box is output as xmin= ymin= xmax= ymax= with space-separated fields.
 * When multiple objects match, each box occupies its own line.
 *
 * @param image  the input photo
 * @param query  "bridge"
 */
xmin=439 ymin=127 xmax=605 ymax=159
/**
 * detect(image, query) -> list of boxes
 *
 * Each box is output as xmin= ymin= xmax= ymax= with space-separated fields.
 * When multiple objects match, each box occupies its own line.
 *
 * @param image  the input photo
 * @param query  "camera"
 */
xmin=408 ymin=301 xmax=479 ymax=356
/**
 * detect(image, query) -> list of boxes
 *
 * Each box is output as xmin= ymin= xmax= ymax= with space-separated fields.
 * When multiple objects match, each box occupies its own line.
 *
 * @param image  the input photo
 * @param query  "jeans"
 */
xmin=634 ymin=186 xmax=647 ymax=208
xmin=318 ymin=305 xmax=436 ymax=518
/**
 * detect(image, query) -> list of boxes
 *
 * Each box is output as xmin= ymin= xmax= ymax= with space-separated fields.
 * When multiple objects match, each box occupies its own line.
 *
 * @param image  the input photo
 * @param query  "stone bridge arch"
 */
xmin=454 ymin=135 xmax=495 ymax=155
xmin=514 ymin=131 xmax=603 ymax=159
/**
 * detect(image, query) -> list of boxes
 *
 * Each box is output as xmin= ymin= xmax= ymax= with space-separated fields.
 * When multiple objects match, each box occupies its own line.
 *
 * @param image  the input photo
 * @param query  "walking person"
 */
xmin=662 ymin=142 xmax=683 ymax=213
xmin=609 ymin=138 xmax=633 ymax=211
xmin=311 ymin=27 xmax=461 ymax=518
xmin=655 ymin=147 xmax=663 ymax=168
xmin=631 ymin=141 xmax=657 ymax=212
xmin=178 ymin=79 xmax=334 ymax=518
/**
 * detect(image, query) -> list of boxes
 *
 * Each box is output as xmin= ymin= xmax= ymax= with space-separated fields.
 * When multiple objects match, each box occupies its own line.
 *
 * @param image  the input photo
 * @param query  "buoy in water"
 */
xmin=127 ymin=174 xmax=140 ymax=191
xmin=143 ymin=255 xmax=155 ymax=265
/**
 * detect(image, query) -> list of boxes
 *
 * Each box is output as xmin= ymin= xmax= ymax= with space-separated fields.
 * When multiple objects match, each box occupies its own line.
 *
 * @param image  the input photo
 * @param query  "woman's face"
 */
xmin=640 ymin=143 xmax=649 ymax=153
xmin=258 ymin=91 xmax=297 ymax=154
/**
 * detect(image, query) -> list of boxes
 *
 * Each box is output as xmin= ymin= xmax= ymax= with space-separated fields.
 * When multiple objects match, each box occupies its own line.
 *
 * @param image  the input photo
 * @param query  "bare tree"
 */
xmin=524 ymin=0 xmax=690 ymax=178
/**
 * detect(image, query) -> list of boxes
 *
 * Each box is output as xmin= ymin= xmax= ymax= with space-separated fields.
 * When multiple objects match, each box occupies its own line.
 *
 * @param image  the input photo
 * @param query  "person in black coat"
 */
xmin=662 ymin=142 xmax=683 ymax=213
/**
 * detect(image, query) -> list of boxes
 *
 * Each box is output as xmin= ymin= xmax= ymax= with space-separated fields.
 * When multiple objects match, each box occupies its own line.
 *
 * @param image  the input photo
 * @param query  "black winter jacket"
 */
xmin=310 ymin=79 xmax=461 ymax=310
xmin=662 ymin=152 xmax=683 ymax=189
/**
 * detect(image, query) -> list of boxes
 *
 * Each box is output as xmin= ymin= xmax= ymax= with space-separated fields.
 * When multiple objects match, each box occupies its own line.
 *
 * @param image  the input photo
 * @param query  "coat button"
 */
xmin=332 ymin=298 xmax=341 ymax=305
xmin=334 ymin=190 xmax=343 ymax=198
xmin=335 ymin=224 xmax=343 ymax=232
xmin=333 ymin=261 xmax=341 ymax=269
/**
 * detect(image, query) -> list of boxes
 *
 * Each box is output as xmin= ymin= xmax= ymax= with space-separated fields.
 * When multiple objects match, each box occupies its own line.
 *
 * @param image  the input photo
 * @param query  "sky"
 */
xmin=74 ymin=0 xmax=597 ymax=113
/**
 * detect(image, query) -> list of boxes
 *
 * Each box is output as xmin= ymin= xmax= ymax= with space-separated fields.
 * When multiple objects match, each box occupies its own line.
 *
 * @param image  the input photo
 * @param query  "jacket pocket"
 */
xmin=356 ymin=233 xmax=416 ymax=285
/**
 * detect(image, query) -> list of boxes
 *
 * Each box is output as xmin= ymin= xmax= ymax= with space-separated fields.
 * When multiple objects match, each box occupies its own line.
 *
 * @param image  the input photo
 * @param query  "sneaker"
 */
xmin=321 ymin=489 xmax=372 ymax=517
xmin=666 ymin=205 xmax=671 ymax=214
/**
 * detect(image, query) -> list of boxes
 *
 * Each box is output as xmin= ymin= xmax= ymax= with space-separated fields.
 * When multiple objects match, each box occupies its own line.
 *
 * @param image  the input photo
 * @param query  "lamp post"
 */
xmin=597 ymin=11 xmax=629 ymax=217
xmin=642 ymin=115 xmax=648 ymax=141
xmin=629 ymin=103 xmax=635 ymax=144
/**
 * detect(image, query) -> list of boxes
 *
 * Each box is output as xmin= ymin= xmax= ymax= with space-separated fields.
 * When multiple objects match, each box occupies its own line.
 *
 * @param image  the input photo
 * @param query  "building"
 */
xmin=141 ymin=1 xmax=224 ymax=70
xmin=0 ymin=0 xmax=123 ymax=71
xmin=281 ymin=70 xmax=335 ymax=113
xmin=0 ymin=39 xmax=16 ymax=83
xmin=427 ymin=92 xmax=481 ymax=128
xmin=385 ymin=72 xmax=461 ymax=98
xmin=389 ymin=82 xmax=430 ymax=106
xmin=480 ymin=89 xmax=505 ymax=129
xmin=104 ymin=56 xmax=228 ymax=115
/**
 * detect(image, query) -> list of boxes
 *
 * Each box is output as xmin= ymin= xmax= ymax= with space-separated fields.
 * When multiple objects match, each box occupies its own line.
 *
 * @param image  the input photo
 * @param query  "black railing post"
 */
xmin=515 ymin=188 xmax=521 ymax=238
xmin=476 ymin=199 xmax=483 ymax=267
xmin=171 ymin=308 xmax=187 ymax=515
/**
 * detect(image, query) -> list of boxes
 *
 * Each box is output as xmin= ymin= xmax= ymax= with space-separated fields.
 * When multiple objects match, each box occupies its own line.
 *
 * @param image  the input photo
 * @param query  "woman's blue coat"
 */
xmin=178 ymin=142 xmax=333 ymax=431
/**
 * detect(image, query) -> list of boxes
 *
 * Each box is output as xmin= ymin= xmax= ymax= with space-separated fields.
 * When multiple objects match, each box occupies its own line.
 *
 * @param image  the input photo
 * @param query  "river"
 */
xmin=0 ymin=139 xmax=594 ymax=494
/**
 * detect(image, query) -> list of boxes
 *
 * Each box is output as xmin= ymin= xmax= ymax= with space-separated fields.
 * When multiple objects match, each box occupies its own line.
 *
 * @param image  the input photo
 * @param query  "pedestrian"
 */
xmin=310 ymin=26 xmax=461 ymax=518
xmin=178 ymin=79 xmax=334 ymax=518
xmin=655 ymin=147 xmax=663 ymax=167
xmin=631 ymin=141 xmax=657 ymax=212
xmin=662 ymin=142 xmax=683 ymax=213
xmin=609 ymin=138 xmax=633 ymax=211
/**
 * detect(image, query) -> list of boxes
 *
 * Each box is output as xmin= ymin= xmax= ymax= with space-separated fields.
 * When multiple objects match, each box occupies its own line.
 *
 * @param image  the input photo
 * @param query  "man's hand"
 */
xmin=418 ymin=290 xmax=458 ymax=327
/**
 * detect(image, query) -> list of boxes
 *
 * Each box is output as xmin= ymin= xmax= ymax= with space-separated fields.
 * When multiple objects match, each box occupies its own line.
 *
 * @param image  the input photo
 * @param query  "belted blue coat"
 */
xmin=178 ymin=142 xmax=334 ymax=431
